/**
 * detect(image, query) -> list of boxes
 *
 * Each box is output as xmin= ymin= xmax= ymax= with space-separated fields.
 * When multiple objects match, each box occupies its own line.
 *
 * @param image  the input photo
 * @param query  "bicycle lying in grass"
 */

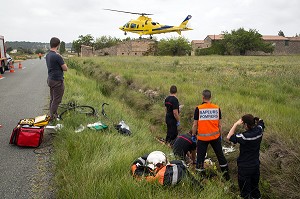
xmin=58 ymin=101 xmax=97 ymax=120
xmin=55 ymin=102 xmax=131 ymax=135
xmin=101 ymin=102 xmax=131 ymax=135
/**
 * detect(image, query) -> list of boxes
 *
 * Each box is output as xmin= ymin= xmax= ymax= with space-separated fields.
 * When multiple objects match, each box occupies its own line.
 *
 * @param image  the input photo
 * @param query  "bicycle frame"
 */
xmin=58 ymin=102 xmax=96 ymax=120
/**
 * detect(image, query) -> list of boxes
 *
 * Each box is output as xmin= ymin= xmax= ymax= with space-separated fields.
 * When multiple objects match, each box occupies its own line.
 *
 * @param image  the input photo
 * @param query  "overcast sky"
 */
xmin=1 ymin=0 xmax=299 ymax=43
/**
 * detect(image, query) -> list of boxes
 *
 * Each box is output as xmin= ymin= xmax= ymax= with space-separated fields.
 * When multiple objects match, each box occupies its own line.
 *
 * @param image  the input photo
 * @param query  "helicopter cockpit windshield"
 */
xmin=151 ymin=22 xmax=159 ymax=25
xmin=130 ymin=23 xmax=137 ymax=28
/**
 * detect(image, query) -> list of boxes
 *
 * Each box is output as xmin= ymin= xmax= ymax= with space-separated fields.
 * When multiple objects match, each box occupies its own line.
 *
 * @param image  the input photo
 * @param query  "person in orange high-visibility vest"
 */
xmin=192 ymin=89 xmax=229 ymax=180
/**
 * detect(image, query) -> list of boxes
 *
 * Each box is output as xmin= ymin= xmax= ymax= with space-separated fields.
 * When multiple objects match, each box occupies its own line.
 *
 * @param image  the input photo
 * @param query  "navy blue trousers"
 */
xmin=238 ymin=165 xmax=261 ymax=199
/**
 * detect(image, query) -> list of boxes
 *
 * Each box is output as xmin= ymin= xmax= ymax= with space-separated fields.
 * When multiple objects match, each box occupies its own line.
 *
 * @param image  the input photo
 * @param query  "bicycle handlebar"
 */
xmin=101 ymin=103 xmax=109 ymax=117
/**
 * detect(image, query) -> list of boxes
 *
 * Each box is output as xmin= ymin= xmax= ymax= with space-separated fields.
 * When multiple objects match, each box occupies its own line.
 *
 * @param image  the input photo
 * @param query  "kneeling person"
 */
xmin=172 ymin=131 xmax=197 ymax=164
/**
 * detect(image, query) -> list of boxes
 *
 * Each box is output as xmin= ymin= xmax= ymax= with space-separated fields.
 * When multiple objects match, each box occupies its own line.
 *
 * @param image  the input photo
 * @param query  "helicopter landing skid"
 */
xmin=138 ymin=35 xmax=153 ymax=39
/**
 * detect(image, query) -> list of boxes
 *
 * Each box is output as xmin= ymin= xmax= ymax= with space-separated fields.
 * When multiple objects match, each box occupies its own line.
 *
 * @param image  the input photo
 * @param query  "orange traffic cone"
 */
xmin=10 ymin=62 xmax=15 ymax=73
xmin=0 ymin=74 xmax=3 ymax=79
xmin=18 ymin=62 xmax=22 ymax=69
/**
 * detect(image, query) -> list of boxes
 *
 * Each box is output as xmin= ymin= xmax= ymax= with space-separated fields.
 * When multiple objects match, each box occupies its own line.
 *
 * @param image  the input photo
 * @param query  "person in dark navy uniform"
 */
xmin=164 ymin=85 xmax=180 ymax=145
xmin=172 ymin=131 xmax=196 ymax=164
xmin=227 ymin=114 xmax=265 ymax=199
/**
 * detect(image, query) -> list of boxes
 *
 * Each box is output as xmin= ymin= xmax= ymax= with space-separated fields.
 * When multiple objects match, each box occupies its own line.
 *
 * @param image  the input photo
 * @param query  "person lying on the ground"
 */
xmin=131 ymin=151 xmax=187 ymax=185
xmin=172 ymin=130 xmax=197 ymax=164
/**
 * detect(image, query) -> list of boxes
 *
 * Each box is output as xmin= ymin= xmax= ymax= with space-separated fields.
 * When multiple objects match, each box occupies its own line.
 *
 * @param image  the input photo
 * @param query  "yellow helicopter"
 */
xmin=104 ymin=9 xmax=193 ymax=39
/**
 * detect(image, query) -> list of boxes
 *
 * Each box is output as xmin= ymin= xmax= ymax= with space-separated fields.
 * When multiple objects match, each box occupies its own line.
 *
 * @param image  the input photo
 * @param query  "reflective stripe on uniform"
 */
xmin=220 ymin=163 xmax=228 ymax=167
xmin=138 ymin=157 xmax=146 ymax=165
xmin=236 ymin=134 xmax=262 ymax=141
xmin=178 ymin=135 xmax=192 ymax=144
xmin=172 ymin=165 xmax=178 ymax=185
xmin=197 ymin=131 xmax=219 ymax=137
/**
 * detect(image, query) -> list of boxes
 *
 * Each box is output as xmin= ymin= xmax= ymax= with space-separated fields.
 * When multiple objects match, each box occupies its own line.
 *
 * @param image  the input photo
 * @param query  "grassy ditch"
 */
xmin=53 ymin=69 xmax=233 ymax=199
xmin=54 ymin=55 xmax=300 ymax=198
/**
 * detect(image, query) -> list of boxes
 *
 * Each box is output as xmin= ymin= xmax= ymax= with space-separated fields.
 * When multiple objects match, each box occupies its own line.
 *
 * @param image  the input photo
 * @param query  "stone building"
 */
xmin=261 ymin=36 xmax=300 ymax=55
xmin=81 ymin=39 xmax=156 ymax=57
xmin=191 ymin=35 xmax=224 ymax=55
xmin=203 ymin=35 xmax=224 ymax=48
xmin=192 ymin=34 xmax=300 ymax=55
xmin=191 ymin=40 xmax=204 ymax=55
xmin=80 ymin=45 xmax=93 ymax=57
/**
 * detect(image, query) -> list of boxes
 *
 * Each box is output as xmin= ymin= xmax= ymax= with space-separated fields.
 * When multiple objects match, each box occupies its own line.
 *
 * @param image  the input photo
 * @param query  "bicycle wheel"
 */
xmin=76 ymin=106 xmax=96 ymax=115
xmin=59 ymin=102 xmax=76 ymax=109
xmin=59 ymin=105 xmax=96 ymax=120
xmin=58 ymin=103 xmax=71 ymax=110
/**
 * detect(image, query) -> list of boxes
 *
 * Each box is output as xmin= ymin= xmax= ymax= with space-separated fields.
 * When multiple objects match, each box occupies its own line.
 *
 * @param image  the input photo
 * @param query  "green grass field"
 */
xmin=53 ymin=55 xmax=300 ymax=199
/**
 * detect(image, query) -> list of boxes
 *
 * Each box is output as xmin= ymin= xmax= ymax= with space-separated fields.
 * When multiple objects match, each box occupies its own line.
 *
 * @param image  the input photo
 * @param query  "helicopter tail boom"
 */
xmin=179 ymin=15 xmax=192 ymax=28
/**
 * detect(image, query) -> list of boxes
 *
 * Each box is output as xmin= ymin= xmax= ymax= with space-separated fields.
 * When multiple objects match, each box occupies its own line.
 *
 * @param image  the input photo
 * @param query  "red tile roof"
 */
xmin=191 ymin=40 xmax=204 ymax=44
xmin=207 ymin=34 xmax=224 ymax=40
xmin=261 ymin=35 xmax=287 ymax=41
xmin=287 ymin=37 xmax=300 ymax=41
xmin=203 ymin=34 xmax=299 ymax=42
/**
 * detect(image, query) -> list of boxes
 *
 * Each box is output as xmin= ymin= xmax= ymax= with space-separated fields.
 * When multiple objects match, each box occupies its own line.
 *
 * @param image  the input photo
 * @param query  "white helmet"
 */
xmin=146 ymin=151 xmax=168 ymax=170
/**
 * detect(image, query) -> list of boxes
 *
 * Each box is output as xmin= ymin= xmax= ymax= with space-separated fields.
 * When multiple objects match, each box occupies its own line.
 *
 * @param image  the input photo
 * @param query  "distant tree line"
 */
xmin=5 ymin=41 xmax=71 ymax=55
xmin=6 ymin=41 xmax=49 ymax=51
xmin=72 ymin=34 xmax=131 ymax=56
xmin=72 ymin=34 xmax=191 ymax=56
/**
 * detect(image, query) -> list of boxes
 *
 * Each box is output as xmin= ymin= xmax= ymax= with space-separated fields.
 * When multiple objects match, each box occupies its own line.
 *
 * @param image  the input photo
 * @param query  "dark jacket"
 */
xmin=173 ymin=134 xmax=196 ymax=159
xmin=229 ymin=121 xmax=265 ymax=167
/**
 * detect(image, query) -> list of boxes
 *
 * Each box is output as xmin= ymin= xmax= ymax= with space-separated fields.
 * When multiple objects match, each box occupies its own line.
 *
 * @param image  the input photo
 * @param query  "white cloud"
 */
xmin=30 ymin=8 xmax=52 ymax=17
xmin=0 ymin=0 xmax=299 ymax=42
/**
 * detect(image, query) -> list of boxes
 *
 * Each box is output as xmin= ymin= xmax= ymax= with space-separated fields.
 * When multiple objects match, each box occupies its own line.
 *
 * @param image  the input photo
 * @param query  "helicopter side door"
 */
xmin=142 ymin=20 xmax=154 ymax=34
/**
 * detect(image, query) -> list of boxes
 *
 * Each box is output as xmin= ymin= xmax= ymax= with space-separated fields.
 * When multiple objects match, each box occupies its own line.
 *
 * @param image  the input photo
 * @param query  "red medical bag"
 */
xmin=10 ymin=125 xmax=44 ymax=147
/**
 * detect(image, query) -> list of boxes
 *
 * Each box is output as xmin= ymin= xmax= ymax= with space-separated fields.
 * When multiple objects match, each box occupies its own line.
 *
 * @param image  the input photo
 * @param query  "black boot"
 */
xmin=220 ymin=165 xmax=230 ymax=181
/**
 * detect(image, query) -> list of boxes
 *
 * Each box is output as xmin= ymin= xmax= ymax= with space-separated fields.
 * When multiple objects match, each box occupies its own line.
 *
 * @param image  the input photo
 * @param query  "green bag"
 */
xmin=87 ymin=122 xmax=108 ymax=130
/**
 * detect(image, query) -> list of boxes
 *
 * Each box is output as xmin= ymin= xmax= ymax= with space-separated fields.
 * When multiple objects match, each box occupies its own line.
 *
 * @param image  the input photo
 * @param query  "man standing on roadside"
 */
xmin=192 ymin=89 xmax=229 ymax=180
xmin=164 ymin=85 xmax=180 ymax=146
xmin=46 ymin=37 xmax=68 ymax=121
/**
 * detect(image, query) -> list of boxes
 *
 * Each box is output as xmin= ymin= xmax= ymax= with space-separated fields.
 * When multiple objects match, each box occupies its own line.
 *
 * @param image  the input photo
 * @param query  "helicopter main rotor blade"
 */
xmin=103 ymin=8 xmax=153 ymax=16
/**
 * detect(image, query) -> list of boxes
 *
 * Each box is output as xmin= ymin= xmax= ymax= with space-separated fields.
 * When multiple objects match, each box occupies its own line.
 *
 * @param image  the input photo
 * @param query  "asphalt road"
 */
xmin=0 ymin=59 xmax=51 ymax=199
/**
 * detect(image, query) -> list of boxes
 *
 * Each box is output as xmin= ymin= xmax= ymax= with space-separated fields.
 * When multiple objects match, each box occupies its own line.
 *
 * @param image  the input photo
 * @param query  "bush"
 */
xmin=156 ymin=37 xmax=191 ymax=56
xmin=195 ymin=42 xmax=226 ymax=55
